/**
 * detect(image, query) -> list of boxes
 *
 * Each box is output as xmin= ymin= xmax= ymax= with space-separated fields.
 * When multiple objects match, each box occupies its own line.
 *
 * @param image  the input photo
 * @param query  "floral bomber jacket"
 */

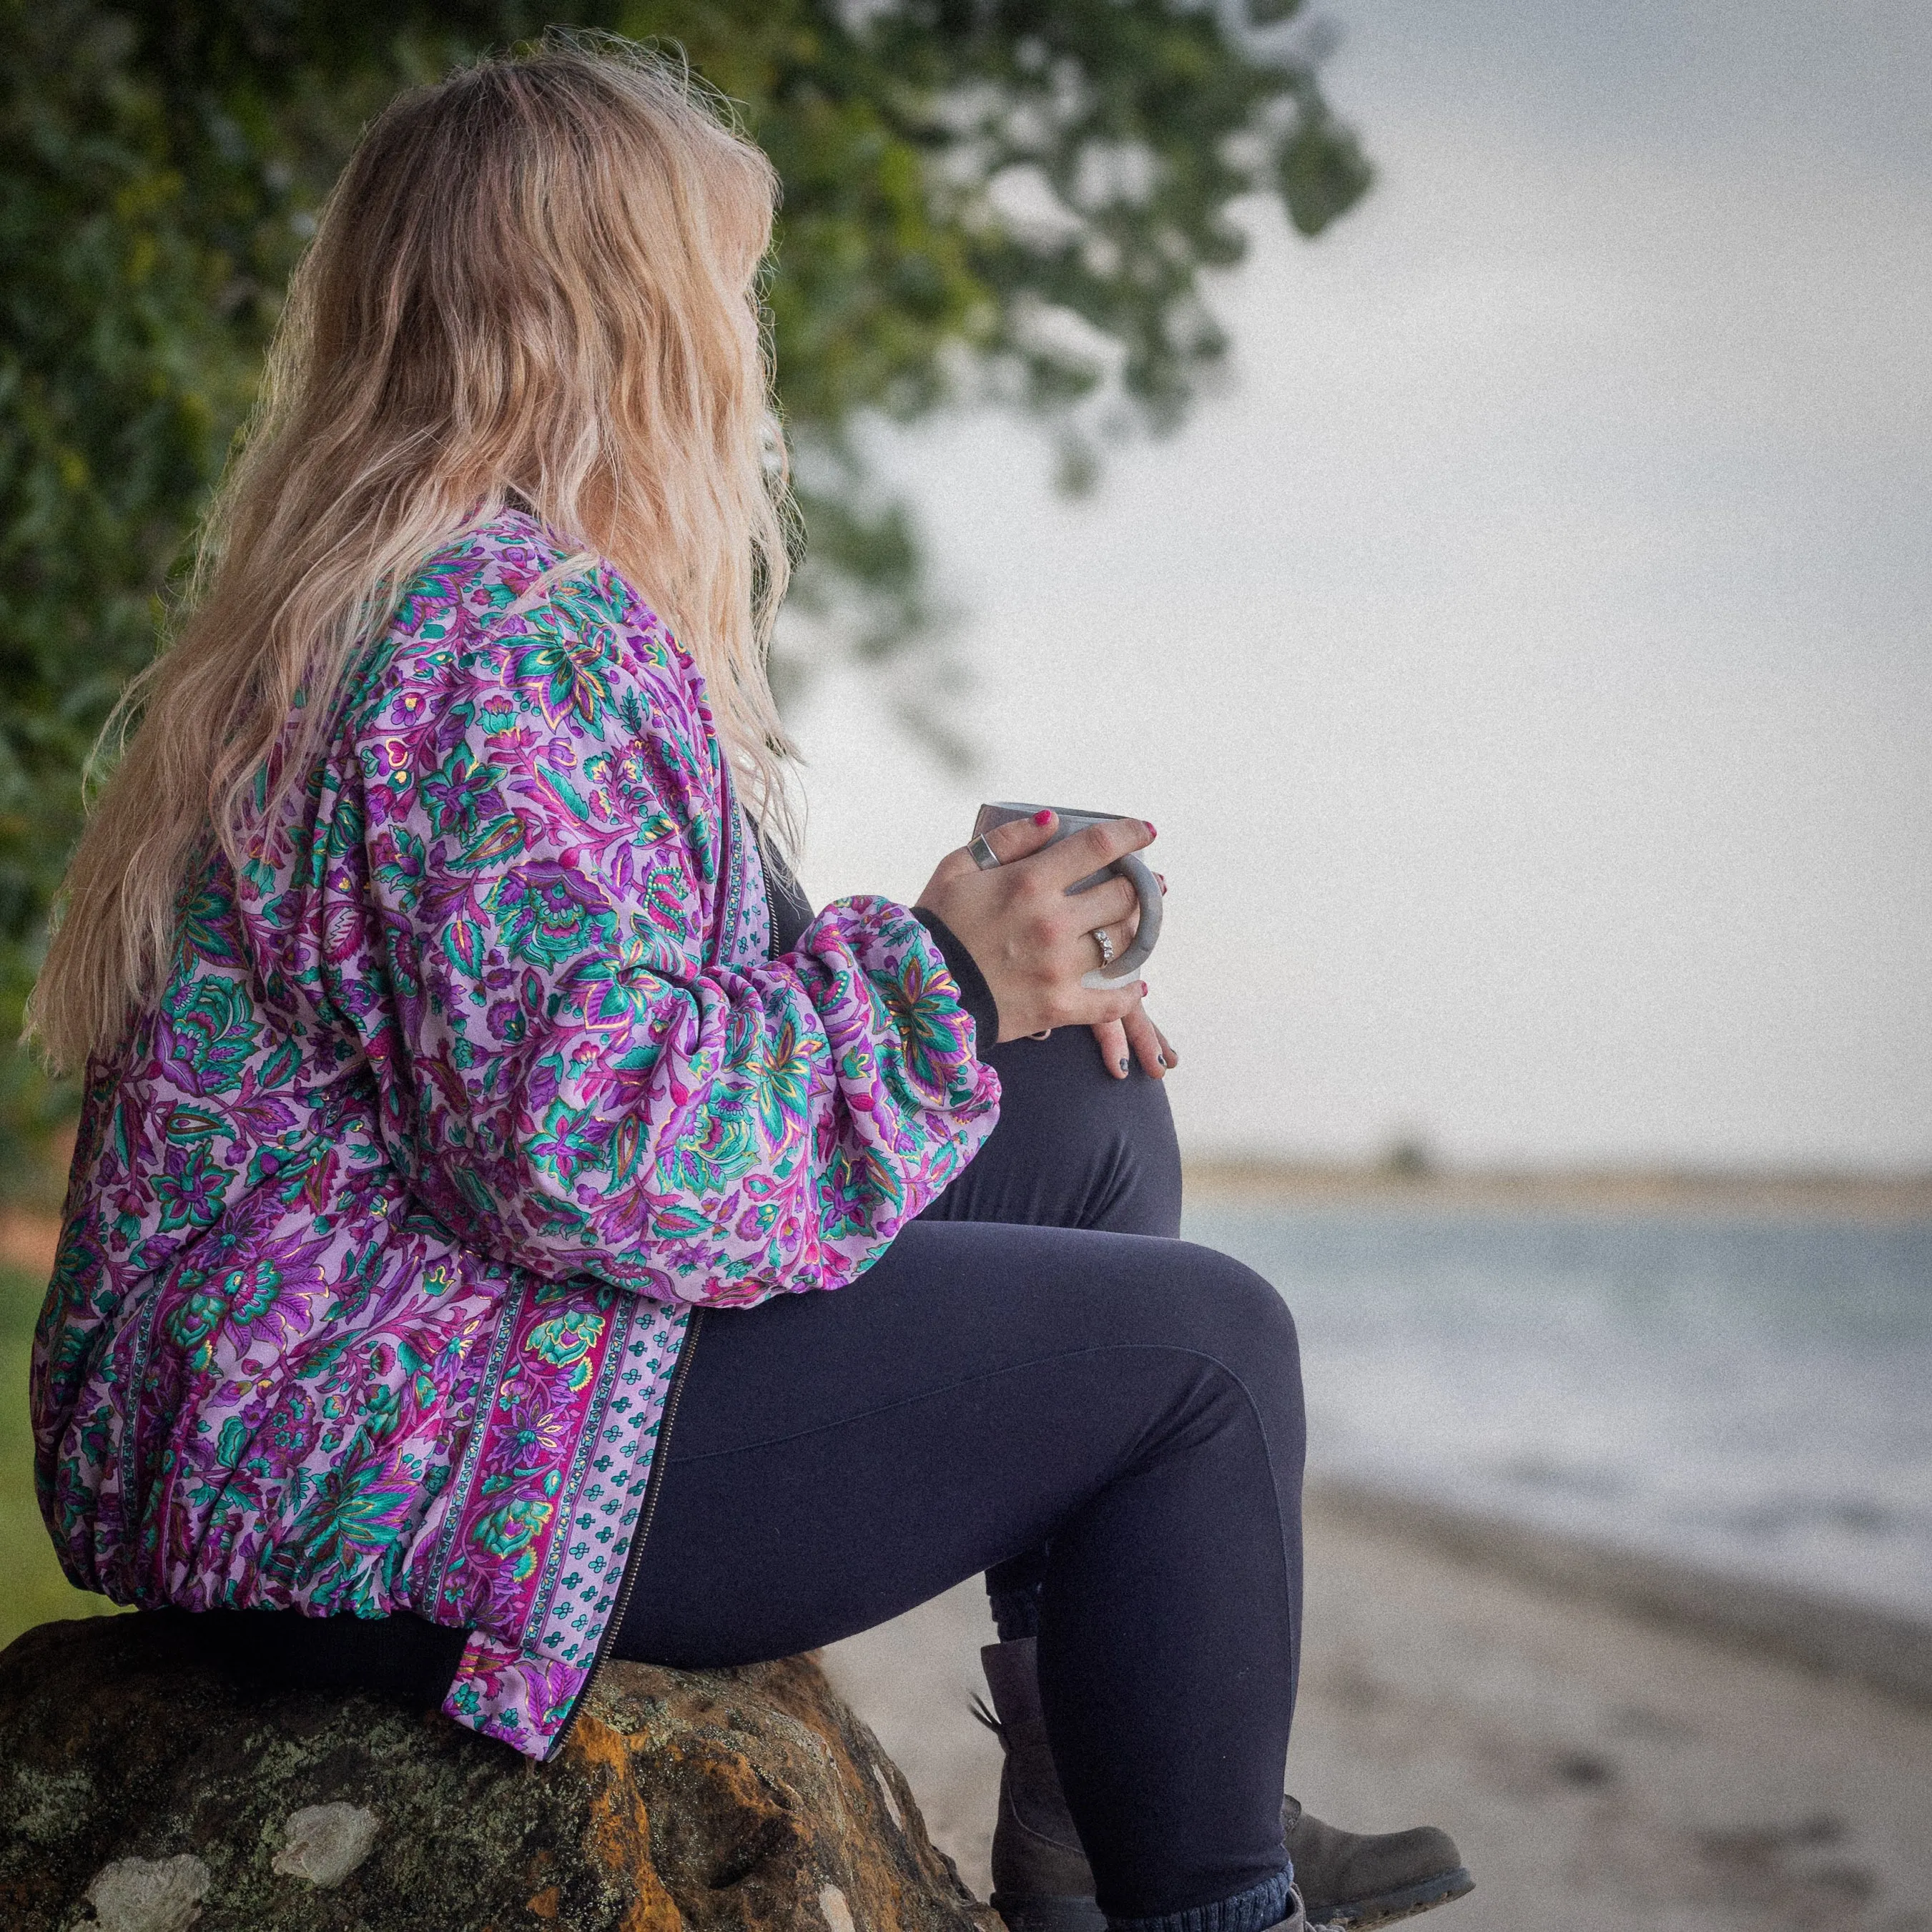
xmin=31 ymin=511 xmax=1001 ymax=1758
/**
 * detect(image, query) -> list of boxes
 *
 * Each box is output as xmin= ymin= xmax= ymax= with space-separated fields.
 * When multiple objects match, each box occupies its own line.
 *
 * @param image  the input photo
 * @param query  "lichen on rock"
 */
xmin=82 ymin=1853 xmax=211 ymax=1932
xmin=0 ymin=1614 xmax=999 ymax=1932
xmin=272 ymin=1801 xmax=380 ymax=1886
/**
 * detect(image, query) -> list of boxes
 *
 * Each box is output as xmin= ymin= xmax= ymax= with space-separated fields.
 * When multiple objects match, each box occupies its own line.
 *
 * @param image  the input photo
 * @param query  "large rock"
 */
xmin=0 ymin=1615 xmax=999 ymax=1932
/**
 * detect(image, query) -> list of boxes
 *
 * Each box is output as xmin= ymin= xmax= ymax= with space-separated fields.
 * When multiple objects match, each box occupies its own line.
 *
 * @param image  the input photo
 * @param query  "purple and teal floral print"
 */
xmin=31 ymin=511 xmax=1000 ymax=1758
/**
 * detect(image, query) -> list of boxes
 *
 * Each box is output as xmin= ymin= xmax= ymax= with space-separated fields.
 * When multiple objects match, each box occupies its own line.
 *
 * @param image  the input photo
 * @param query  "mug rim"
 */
xmin=980 ymin=799 xmax=1138 ymax=824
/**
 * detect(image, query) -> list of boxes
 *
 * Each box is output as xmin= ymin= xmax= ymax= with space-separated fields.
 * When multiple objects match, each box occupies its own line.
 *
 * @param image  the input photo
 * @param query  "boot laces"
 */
xmin=968 ymin=1691 xmax=1007 ymax=1742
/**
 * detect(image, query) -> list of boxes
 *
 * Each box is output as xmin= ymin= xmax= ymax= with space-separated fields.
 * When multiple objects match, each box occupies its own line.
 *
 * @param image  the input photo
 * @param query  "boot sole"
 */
xmin=990 ymin=1867 xmax=1474 ymax=1932
xmin=1319 ymin=1866 xmax=1474 ymax=1928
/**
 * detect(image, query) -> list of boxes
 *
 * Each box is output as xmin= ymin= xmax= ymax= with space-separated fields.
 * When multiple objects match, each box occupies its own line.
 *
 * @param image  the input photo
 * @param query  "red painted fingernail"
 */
xmin=1144 ymin=820 xmax=1157 ymax=837
xmin=1032 ymin=809 xmax=1054 ymax=826
xmin=1140 ymin=981 xmax=1149 ymax=997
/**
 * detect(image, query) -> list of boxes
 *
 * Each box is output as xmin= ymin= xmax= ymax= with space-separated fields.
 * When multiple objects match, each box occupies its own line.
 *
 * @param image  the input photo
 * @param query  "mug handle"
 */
xmin=1079 ymin=851 xmax=1163 ymax=992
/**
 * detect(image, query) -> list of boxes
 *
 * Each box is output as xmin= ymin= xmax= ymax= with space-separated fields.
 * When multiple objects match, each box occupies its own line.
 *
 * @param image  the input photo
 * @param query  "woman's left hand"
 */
xmin=1085 ymin=867 xmax=1175 ymax=1078
xmin=1090 ymin=1000 xmax=1178 ymax=1081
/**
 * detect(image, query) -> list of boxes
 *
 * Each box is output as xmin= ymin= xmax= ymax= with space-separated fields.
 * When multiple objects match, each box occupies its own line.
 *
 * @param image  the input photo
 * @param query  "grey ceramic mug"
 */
xmin=972 ymin=801 xmax=1163 ymax=992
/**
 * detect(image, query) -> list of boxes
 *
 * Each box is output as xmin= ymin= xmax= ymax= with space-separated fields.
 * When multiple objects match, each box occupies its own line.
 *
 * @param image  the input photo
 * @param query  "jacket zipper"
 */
xmin=549 ymin=1303 xmax=704 ymax=1757
xmin=551 ymin=804 xmax=761 ymax=1753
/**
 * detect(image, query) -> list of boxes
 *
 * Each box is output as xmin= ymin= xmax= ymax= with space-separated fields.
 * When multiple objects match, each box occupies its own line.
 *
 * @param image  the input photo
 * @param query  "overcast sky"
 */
xmin=783 ymin=0 xmax=1932 ymax=1172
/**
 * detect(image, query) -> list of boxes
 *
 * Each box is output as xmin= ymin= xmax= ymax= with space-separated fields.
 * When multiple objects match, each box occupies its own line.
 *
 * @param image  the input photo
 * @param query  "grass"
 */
xmin=1 ymin=1264 xmax=124 ymax=1650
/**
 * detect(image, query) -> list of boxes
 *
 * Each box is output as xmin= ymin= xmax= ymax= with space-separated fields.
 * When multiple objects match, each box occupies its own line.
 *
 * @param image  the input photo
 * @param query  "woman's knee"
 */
xmin=1106 ymin=1243 xmax=1305 ymax=1492
xmin=1168 ymin=1243 xmax=1300 ymax=1373
xmin=1088 ymin=1236 xmax=1296 ymax=1365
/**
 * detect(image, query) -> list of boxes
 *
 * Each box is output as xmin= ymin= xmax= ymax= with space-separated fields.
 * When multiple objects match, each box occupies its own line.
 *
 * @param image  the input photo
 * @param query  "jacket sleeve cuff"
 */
xmin=913 ymin=910 xmax=1000 ymax=1053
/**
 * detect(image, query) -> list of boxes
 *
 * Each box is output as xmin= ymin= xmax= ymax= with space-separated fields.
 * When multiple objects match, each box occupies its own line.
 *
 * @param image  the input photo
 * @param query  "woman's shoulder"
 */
xmin=387 ymin=506 xmax=672 ymax=671
xmin=340 ymin=508 xmax=704 ymax=749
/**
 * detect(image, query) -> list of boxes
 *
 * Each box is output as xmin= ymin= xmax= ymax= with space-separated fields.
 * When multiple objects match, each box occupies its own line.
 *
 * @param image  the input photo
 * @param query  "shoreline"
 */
xmin=5 ymin=1164 xmax=1928 ymax=1281
xmin=1183 ymin=1159 xmax=1932 ymax=1221
xmin=1304 ymin=1479 xmax=1932 ymax=1709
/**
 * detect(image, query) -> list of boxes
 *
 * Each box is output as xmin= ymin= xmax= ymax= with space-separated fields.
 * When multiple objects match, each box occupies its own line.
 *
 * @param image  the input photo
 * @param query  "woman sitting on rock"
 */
xmin=29 ymin=40 xmax=1469 ymax=1932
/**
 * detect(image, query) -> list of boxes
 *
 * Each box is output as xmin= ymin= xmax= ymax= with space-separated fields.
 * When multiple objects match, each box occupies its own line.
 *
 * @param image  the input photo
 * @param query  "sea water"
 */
xmin=1180 ymin=1202 xmax=1932 ymax=1620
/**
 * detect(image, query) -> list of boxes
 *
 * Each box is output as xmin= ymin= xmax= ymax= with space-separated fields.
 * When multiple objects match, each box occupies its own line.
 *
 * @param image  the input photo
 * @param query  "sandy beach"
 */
xmin=824 ymin=1487 xmax=1932 ymax=1932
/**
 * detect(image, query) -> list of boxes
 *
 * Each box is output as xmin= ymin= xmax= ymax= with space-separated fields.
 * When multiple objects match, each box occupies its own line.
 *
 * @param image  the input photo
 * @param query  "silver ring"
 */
xmin=968 ymin=834 xmax=1000 ymax=871
xmin=1092 ymin=926 xmax=1115 ymax=967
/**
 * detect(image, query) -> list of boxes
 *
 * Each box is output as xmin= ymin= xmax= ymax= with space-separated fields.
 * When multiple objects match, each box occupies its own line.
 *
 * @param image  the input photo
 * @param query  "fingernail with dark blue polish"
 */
xmin=1118 ymin=1058 xmax=1130 ymax=1074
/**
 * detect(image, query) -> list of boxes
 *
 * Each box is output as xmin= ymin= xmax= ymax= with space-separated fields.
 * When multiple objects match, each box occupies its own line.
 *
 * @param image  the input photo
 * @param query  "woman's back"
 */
xmin=33 ymin=508 xmax=992 ymax=1754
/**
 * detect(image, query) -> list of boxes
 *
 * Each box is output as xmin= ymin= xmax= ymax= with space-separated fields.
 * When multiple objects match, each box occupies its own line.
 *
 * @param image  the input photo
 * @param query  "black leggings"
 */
xmin=619 ymin=1025 xmax=1306 ymax=1925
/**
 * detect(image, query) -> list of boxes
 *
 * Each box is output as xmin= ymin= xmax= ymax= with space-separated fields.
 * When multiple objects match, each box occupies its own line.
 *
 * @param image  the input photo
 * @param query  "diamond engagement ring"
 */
xmin=1092 ymin=927 xmax=1116 ymax=967
xmin=968 ymin=834 xmax=1001 ymax=870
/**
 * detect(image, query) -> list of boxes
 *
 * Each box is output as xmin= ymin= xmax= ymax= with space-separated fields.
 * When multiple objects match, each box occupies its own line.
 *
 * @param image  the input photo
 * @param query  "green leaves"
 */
xmin=0 ymin=0 xmax=1371 ymax=1179
xmin=1276 ymin=85 xmax=1375 ymax=237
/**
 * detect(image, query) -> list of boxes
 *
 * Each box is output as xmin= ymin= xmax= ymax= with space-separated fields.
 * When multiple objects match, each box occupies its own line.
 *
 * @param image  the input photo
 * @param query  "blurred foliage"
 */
xmin=0 ymin=0 xmax=1370 ymax=1184
xmin=1 ymin=1264 xmax=120 ymax=1639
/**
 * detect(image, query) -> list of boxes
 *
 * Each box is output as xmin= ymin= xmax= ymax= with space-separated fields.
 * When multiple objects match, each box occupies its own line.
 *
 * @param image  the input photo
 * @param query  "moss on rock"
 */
xmin=0 ymin=1614 xmax=997 ymax=1931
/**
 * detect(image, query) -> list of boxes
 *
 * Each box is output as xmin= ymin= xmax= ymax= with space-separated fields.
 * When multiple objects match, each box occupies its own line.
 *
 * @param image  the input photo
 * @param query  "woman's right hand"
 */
xmin=915 ymin=811 xmax=1156 ymax=1043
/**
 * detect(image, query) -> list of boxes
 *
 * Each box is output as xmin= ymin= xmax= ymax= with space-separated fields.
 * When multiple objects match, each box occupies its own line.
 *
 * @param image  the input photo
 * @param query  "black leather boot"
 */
xmin=1280 ymin=1798 xmax=1472 ymax=1928
xmin=980 ymin=1637 xmax=1104 ymax=1932
xmin=978 ymin=1640 xmax=1474 ymax=1932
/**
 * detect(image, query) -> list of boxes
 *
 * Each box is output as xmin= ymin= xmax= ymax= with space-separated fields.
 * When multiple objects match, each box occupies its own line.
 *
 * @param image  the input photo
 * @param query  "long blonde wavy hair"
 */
xmin=28 ymin=34 xmax=797 ymax=1075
